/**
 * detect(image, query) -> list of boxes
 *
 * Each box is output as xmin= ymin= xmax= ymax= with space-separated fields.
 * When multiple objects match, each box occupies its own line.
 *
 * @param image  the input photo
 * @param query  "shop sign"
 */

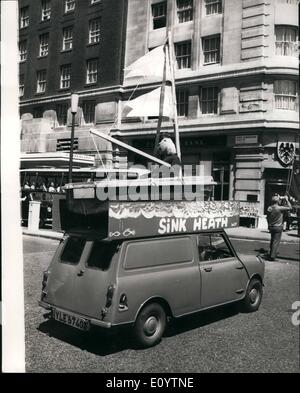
xmin=235 ymin=135 xmax=258 ymax=145
xmin=108 ymin=201 xmax=240 ymax=239
xmin=277 ymin=142 xmax=295 ymax=166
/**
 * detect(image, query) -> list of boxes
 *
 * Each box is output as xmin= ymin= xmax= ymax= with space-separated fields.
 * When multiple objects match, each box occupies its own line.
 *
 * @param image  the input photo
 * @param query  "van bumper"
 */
xmin=38 ymin=300 xmax=112 ymax=329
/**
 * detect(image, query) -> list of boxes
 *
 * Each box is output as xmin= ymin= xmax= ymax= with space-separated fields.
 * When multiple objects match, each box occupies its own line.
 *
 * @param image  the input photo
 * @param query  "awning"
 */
xmin=20 ymin=152 xmax=94 ymax=169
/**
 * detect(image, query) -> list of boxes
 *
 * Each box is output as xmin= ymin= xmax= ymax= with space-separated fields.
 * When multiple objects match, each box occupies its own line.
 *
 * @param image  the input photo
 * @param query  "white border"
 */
xmin=1 ymin=0 xmax=25 ymax=372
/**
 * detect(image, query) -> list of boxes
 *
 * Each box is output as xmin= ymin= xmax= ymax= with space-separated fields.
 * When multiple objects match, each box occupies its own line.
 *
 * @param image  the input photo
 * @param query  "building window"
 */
xmin=33 ymin=107 xmax=44 ymax=118
xmin=41 ymin=0 xmax=51 ymax=21
xmin=203 ymin=35 xmax=220 ymax=64
xmin=274 ymin=80 xmax=298 ymax=110
xmin=86 ymin=59 xmax=98 ymax=84
xmin=19 ymin=74 xmax=25 ymax=97
xmin=19 ymin=40 xmax=27 ymax=62
xmin=152 ymin=2 xmax=167 ymax=30
xmin=20 ymin=6 xmax=29 ymax=28
xmin=57 ymin=138 xmax=79 ymax=151
xmin=36 ymin=70 xmax=47 ymax=93
xmin=275 ymin=26 xmax=298 ymax=57
xmin=212 ymin=153 xmax=230 ymax=201
xmin=277 ymin=0 xmax=298 ymax=3
xmin=64 ymin=0 xmax=75 ymax=13
xmin=62 ymin=26 xmax=73 ymax=51
xmin=60 ymin=64 xmax=71 ymax=89
xmin=56 ymin=103 xmax=69 ymax=125
xmin=205 ymin=0 xmax=222 ymax=15
xmin=175 ymin=41 xmax=192 ymax=69
xmin=177 ymin=0 xmax=193 ymax=23
xmin=200 ymin=86 xmax=218 ymax=114
xmin=89 ymin=18 xmax=101 ymax=44
xmin=39 ymin=33 xmax=49 ymax=57
xmin=176 ymin=89 xmax=189 ymax=117
xmin=82 ymin=101 xmax=96 ymax=123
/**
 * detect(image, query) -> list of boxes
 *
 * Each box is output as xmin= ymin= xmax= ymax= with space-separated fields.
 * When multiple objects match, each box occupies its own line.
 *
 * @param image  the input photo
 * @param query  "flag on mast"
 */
xmin=125 ymin=45 xmax=172 ymax=81
xmin=125 ymin=85 xmax=175 ymax=119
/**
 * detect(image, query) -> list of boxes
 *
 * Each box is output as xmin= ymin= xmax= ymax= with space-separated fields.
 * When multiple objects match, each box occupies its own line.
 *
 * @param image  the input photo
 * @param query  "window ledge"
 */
xmin=203 ymin=62 xmax=221 ymax=66
xmin=35 ymin=92 xmax=46 ymax=96
xmin=60 ymin=49 xmax=73 ymax=53
xmin=84 ymin=82 xmax=98 ymax=87
xmin=63 ymin=10 xmax=75 ymax=16
xmin=87 ymin=42 xmax=100 ymax=47
xmin=89 ymin=1 xmax=102 ymax=6
xmin=37 ymin=55 xmax=48 ymax=59
xmin=58 ymin=88 xmax=70 ymax=92
xmin=205 ymin=13 xmax=222 ymax=17
xmin=177 ymin=20 xmax=193 ymax=25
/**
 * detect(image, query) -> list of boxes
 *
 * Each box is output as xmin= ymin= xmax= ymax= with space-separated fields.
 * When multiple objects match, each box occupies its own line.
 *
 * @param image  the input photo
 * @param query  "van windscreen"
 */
xmin=87 ymin=241 xmax=119 ymax=271
xmin=60 ymin=237 xmax=86 ymax=265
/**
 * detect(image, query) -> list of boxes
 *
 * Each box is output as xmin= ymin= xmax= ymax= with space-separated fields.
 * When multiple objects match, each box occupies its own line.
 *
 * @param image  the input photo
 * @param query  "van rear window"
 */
xmin=86 ymin=241 xmax=118 ymax=270
xmin=60 ymin=237 xmax=86 ymax=264
xmin=124 ymin=237 xmax=193 ymax=270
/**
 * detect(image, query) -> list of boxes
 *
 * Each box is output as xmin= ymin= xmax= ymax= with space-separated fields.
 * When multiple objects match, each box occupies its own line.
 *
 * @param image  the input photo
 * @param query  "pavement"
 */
xmin=22 ymin=226 xmax=300 ymax=244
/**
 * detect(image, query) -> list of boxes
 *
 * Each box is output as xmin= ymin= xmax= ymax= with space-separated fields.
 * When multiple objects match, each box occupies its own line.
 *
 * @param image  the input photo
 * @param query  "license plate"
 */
xmin=53 ymin=309 xmax=90 ymax=331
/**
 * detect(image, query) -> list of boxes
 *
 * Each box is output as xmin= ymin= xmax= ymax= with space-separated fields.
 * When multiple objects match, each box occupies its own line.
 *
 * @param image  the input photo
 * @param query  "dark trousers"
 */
xmin=269 ymin=226 xmax=283 ymax=259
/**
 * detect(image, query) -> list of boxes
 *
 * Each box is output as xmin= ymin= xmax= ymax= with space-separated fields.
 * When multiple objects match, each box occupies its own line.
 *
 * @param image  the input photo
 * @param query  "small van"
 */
xmin=39 ymin=228 xmax=265 ymax=347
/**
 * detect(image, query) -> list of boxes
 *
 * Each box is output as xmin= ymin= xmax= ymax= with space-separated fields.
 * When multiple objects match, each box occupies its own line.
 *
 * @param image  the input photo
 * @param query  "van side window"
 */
xmin=60 ymin=237 xmax=86 ymax=264
xmin=87 ymin=241 xmax=118 ymax=270
xmin=124 ymin=237 xmax=193 ymax=270
xmin=197 ymin=233 xmax=233 ymax=262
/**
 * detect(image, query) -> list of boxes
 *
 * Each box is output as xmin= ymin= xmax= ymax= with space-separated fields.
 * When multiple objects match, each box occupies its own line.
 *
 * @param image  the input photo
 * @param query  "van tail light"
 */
xmin=105 ymin=285 xmax=114 ymax=308
xmin=41 ymin=270 xmax=49 ymax=300
xmin=101 ymin=285 xmax=115 ymax=320
xmin=42 ymin=270 xmax=49 ymax=289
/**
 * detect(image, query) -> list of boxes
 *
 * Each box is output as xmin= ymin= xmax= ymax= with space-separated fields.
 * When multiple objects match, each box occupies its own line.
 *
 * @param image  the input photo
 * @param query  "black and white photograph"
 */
xmin=1 ymin=0 xmax=300 ymax=377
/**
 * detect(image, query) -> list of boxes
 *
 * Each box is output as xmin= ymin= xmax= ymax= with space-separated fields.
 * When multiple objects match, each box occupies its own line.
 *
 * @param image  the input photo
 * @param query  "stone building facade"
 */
xmin=19 ymin=0 xmax=128 ymax=161
xmin=19 ymin=0 xmax=299 ymax=226
xmin=115 ymin=0 xmax=299 ymax=226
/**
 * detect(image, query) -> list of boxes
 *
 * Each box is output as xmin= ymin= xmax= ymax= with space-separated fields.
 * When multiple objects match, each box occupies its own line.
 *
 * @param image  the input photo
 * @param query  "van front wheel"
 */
xmin=241 ymin=278 xmax=263 ymax=313
xmin=134 ymin=303 xmax=166 ymax=348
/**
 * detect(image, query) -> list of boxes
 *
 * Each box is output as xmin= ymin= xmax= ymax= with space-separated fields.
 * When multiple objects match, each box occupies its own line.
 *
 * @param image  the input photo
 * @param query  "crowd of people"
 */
xmin=22 ymin=181 xmax=64 ymax=193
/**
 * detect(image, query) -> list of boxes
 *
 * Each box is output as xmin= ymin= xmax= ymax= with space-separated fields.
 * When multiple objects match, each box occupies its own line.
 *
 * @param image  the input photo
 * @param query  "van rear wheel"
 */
xmin=134 ymin=303 xmax=166 ymax=348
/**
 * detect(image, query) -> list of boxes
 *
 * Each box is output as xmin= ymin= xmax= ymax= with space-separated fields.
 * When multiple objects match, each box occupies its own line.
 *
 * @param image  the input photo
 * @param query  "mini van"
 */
xmin=39 ymin=229 xmax=265 ymax=347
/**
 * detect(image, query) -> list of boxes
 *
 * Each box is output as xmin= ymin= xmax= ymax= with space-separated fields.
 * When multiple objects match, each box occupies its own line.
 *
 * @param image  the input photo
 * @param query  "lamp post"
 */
xmin=68 ymin=93 xmax=79 ymax=184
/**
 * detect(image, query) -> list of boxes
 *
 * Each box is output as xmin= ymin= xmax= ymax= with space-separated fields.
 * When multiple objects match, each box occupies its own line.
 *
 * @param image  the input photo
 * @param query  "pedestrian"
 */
xmin=281 ymin=192 xmax=291 ymax=231
xmin=296 ymin=203 xmax=300 ymax=237
xmin=48 ymin=182 xmax=56 ymax=192
xmin=266 ymin=194 xmax=292 ymax=261
xmin=41 ymin=182 xmax=47 ymax=192
xmin=23 ymin=181 xmax=30 ymax=190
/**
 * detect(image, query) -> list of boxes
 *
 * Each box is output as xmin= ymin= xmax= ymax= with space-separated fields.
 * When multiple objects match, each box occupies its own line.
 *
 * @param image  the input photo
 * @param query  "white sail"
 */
xmin=125 ymin=86 xmax=175 ymax=119
xmin=125 ymin=45 xmax=172 ymax=81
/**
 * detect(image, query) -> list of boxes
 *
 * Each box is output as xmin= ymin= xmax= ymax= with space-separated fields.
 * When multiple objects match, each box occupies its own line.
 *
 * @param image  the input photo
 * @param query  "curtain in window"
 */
xmin=275 ymin=26 xmax=298 ymax=56
xmin=274 ymin=80 xmax=297 ymax=110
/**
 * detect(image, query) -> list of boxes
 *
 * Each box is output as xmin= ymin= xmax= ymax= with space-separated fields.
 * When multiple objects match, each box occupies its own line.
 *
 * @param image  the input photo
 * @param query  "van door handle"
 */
xmin=236 ymin=265 xmax=244 ymax=270
xmin=77 ymin=269 xmax=85 ymax=276
xmin=204 ymin=267 xmax=212 ymax=272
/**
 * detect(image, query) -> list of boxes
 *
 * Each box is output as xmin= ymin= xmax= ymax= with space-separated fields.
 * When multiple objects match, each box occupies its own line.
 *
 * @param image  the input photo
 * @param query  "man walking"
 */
xmin=266 ymin=195 xmax=292 ymax=261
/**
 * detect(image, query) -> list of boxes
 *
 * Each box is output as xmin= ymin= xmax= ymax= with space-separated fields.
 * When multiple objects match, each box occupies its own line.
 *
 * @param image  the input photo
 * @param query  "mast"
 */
xmin=167 ymin=30 xmax=181 ymax=161
xmin=153 ymin=32 xmax=181 ymax=161
xmin=153 ymin=43 xmax=167 ymax=157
